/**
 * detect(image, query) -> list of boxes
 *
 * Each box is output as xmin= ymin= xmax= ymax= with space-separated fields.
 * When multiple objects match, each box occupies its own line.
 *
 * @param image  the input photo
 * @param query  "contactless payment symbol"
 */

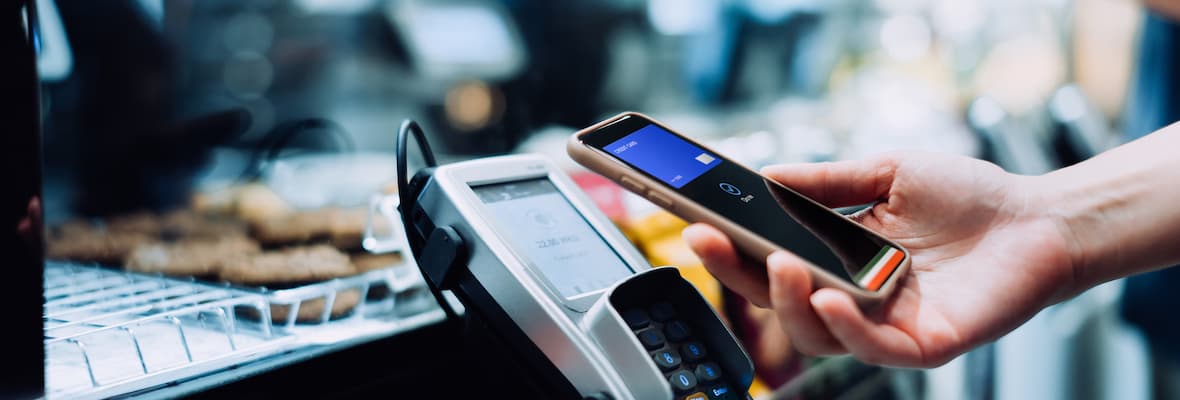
xmin=719 ymin=182 xmax=741 ymax=196
xmin=526 ymin=210 xmax=556 ymax=228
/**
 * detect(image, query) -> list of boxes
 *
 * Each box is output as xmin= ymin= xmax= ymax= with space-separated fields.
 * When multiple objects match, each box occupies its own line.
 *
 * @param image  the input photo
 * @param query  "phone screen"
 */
xmin=473 ymin=178 xmax=635 ymax=298
xmin=582 ymin=117 xmax=903 ymax=290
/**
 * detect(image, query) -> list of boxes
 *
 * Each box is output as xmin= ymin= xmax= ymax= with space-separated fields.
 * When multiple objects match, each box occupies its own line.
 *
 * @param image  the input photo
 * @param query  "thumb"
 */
xmin=760 ymin=155 xmax=898 ymax=208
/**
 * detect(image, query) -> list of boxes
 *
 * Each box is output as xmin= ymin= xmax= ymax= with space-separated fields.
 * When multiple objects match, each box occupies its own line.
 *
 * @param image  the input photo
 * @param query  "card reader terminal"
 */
xmin=401 ymin=151 xmax=754 ymax=400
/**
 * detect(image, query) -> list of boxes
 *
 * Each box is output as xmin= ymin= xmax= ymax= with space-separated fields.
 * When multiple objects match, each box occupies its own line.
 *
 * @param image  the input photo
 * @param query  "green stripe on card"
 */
xmin=855 ymin=245 xmax=892 ymax=281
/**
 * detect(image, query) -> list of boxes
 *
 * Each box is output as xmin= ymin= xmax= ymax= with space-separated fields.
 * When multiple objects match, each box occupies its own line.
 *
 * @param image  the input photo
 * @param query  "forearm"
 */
xmin=1038 ymin=121 xmax=1180 ymax=296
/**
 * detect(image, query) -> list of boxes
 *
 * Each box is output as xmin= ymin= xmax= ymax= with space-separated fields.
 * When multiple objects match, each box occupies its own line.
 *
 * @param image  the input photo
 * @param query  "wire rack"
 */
xmin=44 ymin=262 xmax=288 ymax=400
xmin=44 ymin=259 xmax=442 ymax=400
xmin=235 ymin=261 xmax=439 ymax=331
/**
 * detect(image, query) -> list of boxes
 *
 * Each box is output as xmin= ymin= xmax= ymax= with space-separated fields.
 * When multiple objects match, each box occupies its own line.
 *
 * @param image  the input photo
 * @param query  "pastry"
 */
xmin=104 ymin=211 xmax=161 ymax=235
xmin=219 ymin=245 xmax=362 ymax=323
xmin=350 ymin=252 xmax=402 ymax=273
xmin=234 ymin=183 xmax=294 ymax=226
xmin=265 ymin=288 xmax=363 ymax=324
xmin=190 ymin=185 xmax=241 ymax=216
xmin=350 ymin=252 xmax=403 ymax=300
xmin=328 ymin=208 xmax=368 ymax=251
xmin=46 ymin=228 xmax=154 ymax=265
xmin=216 ymin=245 xmax=356 ymax=285
xmin=250 ymin=207 xmax=372 ymax=250
xmin=106 ymin=210 xmax=248 ymax=240
xmin=158 ymin=210 xmax=249 ymax=240
xmin=124 ymin=237 xmax=261 ymax=277
xmin=49 ymin=219 xmax=97 ymax=238
xmin=250 ymin=209 xmax=333 ymax=247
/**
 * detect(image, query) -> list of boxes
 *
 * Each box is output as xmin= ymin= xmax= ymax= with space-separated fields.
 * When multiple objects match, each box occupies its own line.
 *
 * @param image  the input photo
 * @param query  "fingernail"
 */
xmin=767 ymin=251 xmax=789 ymax=269
xmin=810 ymin=291 xmax=828 ymax=308
xmin=760 ymin=163 xmax=799 ymax=174
xmin=810 ymin=289 xmax=842 ymax=310
xmin=681 ymin=226 xmax=705 ymax=246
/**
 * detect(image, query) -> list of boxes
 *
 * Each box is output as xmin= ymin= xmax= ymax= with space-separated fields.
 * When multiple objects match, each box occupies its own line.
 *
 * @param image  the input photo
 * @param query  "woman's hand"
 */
xmin=683 ymin=152 xmax=1076 ymax=368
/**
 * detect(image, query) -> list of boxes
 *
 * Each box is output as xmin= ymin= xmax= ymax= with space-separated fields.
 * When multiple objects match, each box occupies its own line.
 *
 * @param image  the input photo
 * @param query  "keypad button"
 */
xmin=637 ymin=328 xmax=665 ymax=350
xmin=685 ymin=392 xmax=708 ymax=400
xmin=652 ymin=349 xmax=682 ymax=371
xmin=621 ymin=308 xmax=651 ymax=330
xmin=681 ymin=341 xmax=707 ymax=362
xmin=669 ymin=369 xmax=698 ymax=393
xmin=695 ymin=362 xmax=722 ymax=384
xmin=664 ymin=320 xmax=692 ymax=342
xmin=707 ymin=385 xmax=737 ymax=400
xmin=650 ymin=302 xmax=676 ymax=321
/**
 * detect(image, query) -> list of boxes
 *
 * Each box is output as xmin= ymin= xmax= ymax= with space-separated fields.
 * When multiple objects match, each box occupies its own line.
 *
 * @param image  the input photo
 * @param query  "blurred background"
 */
xmin=28 ymin=0 xmax=1180 ymax=399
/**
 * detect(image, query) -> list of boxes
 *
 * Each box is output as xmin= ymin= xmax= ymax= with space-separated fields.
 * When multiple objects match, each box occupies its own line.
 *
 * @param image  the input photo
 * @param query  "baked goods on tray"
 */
xmin=108 ymin=210 xmax=250 ymax=239
xmin=46 ymin=183 xmax=404 ymax=324
xmin=124 ymin=237 xmax=261 ymax=278
xmin=47 ymin=228 xmax=154 ymax=266
xmin=248 ymin=287 xmax=362 ymax=323
xmin=250 ymin=207 xmax=372 ymax=251
xmin=217 ymin=245 xmax=355 ymax=284
xmin=217 ymin=245 xmax=363 ymax=323
xmin=351 ymin=252 xmax=402 ymax=273
xmin=350 ymin=252 xmax=403 ymax=299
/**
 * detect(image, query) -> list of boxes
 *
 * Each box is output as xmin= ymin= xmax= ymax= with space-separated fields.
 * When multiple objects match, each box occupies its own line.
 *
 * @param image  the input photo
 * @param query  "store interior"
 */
xmin=11 ymin=0 xmax=1178 ymax=399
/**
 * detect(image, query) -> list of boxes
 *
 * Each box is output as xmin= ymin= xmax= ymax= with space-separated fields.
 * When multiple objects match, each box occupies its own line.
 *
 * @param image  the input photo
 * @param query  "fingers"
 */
xmin=685 ymin=223 xmax=924 ymax=365
xmin=760 ymin=155 xmax=898 ymax=208
xmin=766 ymin=251 xmax=846 ymax=356
xmin=682 ymin=223 xmax=770 ymax=307
xmin=810 ymin=288 xmax=925 ymax=367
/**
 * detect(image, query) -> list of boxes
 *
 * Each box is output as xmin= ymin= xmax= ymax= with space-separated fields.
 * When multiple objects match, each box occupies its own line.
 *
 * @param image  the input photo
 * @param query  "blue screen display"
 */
xmin=604 ymin=124 xmax=720 ymax=188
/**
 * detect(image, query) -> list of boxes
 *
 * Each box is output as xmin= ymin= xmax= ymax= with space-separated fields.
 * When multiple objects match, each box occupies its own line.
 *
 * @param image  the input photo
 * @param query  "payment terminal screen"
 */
xmin=474 ymin=178 xmax=634 ymax=297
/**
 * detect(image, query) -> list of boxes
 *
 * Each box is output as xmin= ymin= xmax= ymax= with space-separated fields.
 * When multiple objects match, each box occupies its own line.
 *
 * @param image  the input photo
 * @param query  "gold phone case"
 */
xmin=567 ymin=112 xmax=911 ymax=308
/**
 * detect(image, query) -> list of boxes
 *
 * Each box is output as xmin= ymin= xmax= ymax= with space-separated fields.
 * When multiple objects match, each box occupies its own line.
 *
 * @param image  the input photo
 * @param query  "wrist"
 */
xmin=1023 ymin=173 xmax=1093 ymax=301
xmin=1013 ymin=125 xmax=1180 ymax=302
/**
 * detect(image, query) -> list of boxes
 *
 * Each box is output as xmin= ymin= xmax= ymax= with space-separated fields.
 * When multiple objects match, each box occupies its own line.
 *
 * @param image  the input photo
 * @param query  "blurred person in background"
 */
xmin=48 ymin=0 xmax=249 ymax=218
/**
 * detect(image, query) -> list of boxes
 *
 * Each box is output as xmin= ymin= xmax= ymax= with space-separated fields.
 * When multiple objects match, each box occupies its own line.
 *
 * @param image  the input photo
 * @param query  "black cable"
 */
xmin=397 ymin=119 xmax=437 ymax=209
xmin=240 ymin=117 xmax=356 ymax=181
xmin=261 ymin=118 xmax=355 ymax=161
xmin=397 ymin=119 xmax=457 ymax=320
xmin=396 ymin=119 xmax=436 ymax=252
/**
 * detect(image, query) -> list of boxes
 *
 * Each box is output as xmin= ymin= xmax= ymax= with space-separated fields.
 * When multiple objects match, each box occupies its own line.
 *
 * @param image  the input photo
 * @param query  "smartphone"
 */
xmin=568 ymin=112 xmax=910 ymax=306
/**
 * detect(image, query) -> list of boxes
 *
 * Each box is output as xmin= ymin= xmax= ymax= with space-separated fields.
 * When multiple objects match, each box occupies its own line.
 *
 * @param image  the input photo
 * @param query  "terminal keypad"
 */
xmin=623 ymin=302 xmax=739 ymax=400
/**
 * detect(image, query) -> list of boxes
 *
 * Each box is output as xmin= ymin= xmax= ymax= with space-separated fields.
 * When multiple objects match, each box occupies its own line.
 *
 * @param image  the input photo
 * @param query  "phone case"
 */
xmin=567 ymin=112 xmax=911 ymax=308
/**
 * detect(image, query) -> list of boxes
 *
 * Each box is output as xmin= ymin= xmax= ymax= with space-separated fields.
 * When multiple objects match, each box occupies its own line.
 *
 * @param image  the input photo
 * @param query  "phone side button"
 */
xmin=647 ymin=192 xmax=675 ymax=210
xmin=619 ymin=176 xmax=646 ymax=193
